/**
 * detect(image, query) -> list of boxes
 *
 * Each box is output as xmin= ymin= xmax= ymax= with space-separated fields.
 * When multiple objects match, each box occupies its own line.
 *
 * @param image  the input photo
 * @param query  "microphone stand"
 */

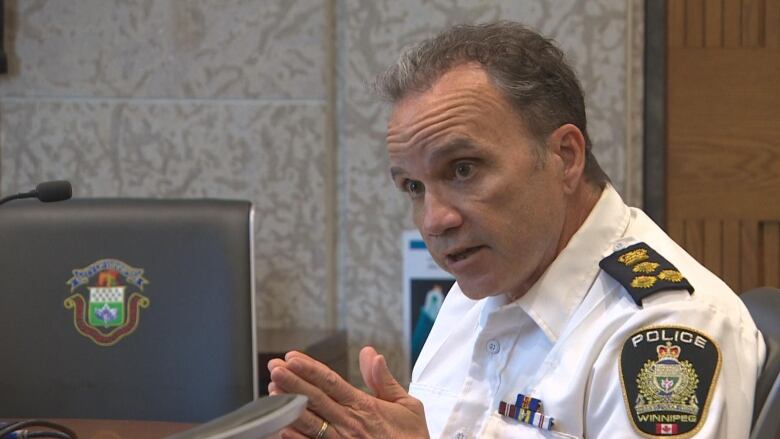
xmin=0 ymin=192 xmax=35 ymax=206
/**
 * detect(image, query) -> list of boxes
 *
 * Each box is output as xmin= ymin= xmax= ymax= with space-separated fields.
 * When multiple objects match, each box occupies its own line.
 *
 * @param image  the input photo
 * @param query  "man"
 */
xmin=268 ymin=22 xmax=765 ymax=438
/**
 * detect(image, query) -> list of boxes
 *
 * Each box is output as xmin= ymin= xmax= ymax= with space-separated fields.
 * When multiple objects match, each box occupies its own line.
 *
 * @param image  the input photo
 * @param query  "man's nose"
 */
xmin=420 ymin=191 xmax=462 ymax=236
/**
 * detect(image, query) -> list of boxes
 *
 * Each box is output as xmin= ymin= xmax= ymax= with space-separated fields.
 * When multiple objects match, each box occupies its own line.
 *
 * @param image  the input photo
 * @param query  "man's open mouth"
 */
xmin=447 ymin=246 xmax=483 ymax=262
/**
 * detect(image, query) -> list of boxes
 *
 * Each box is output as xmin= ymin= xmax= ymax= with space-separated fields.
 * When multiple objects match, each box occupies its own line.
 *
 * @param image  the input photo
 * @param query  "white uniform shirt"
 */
xmin=409 ymin=186 xmax=765 ymax=438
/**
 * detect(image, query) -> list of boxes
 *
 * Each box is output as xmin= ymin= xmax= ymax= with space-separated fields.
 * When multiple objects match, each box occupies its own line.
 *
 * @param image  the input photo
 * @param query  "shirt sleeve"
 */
xmin=584 ymin=290 xmax=765 ymax=439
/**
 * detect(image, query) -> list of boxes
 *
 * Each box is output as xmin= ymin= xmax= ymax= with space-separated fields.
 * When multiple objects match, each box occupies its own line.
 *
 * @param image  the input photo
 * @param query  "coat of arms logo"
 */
xmin=635 ymin=342 xmax=700 ymax=416
xmin=64 ymin=259 xmax=150 ymax=346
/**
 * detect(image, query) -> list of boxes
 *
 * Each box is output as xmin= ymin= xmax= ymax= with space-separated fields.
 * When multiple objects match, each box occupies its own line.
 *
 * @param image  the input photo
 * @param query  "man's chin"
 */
xmin=457 ymin=280 xmax=501 ymax=301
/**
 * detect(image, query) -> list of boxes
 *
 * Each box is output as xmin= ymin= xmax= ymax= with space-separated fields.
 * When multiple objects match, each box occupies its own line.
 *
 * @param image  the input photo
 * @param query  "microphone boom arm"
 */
xmin=0 ymin=192 xmax=35 ymax=206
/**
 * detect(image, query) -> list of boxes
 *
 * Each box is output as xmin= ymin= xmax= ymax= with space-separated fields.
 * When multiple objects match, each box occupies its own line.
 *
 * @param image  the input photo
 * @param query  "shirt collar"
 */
xmin=480 ymin=185 xmax=630 ymax=341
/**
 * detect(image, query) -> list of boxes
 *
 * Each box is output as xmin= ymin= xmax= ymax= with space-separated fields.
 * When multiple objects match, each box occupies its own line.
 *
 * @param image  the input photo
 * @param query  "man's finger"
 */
xmin=289 ymin=408 xmax=331 ymax=439
xmin=268 ymin=357 xmax=286 ymax=372
xmin=371 ymin=352 xmax=408 ymax=402
xmin=358 ymin=346 xmax=379 ymax=395
xmin=359 ymin=346 xmax=407 ymax=402
xmin=278 ymin=427 xmax=308 ymax=439
xmin=270 ymin=363 xmax=347 ymax=423
xmin=285 ymin=354 xmax=364 ymax=407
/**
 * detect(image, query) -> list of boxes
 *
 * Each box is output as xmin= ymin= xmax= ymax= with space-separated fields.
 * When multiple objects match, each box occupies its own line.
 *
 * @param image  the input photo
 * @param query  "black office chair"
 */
xmin=0 ymin=198 xmax=257 ymax=422
xmin=741 ymin=287 xmax=780 ymax=439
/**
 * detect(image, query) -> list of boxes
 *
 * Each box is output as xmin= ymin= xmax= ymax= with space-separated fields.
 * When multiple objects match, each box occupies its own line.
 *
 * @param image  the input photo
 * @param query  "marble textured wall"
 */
xmin=0 ymin=0 xmax=332 ymax=333
xmin=0 ymin=0 xmax=643 ymax=386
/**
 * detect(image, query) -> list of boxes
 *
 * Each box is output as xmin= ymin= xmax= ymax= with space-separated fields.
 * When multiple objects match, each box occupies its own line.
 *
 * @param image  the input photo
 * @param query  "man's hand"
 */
xmin=268 ymin=346 xmax=429 ymax=439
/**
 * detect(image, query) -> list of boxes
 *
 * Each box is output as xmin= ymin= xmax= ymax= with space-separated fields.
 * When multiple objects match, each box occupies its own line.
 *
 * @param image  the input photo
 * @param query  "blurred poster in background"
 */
xmin=403 ymin=230 xmax=455 ymax=372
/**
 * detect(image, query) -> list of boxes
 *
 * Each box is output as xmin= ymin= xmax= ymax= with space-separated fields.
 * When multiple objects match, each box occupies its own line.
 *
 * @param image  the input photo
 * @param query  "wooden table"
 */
xmin=20 ymin=419 xmax=195 ymax=439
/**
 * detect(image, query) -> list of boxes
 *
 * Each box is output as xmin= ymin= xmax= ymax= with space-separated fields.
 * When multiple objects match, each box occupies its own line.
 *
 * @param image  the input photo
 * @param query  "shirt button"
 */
xmin=486 ymin=339 xmax=500 ymax=354
xmin=455 ymin=432 xmax=466 ymax=439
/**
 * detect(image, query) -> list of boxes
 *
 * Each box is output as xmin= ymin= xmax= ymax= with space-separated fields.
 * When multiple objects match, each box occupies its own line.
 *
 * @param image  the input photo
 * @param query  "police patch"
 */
xmin=620 ymin=326 xmax=721 ymax=438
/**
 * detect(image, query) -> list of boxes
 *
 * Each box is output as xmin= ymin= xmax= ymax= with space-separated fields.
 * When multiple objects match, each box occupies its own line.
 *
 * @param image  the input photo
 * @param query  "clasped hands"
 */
xmin=267 ymin=346 xmax=429 ymax=439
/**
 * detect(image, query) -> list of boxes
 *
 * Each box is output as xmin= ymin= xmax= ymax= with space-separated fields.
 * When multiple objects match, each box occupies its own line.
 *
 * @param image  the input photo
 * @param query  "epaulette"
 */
xmin=599 ymin=242 xmax=693 ymax=306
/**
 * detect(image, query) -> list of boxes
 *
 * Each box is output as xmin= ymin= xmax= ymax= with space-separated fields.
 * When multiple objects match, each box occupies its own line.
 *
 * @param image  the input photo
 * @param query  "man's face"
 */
xmin=387 ymin=64 xmax=569 ymax=300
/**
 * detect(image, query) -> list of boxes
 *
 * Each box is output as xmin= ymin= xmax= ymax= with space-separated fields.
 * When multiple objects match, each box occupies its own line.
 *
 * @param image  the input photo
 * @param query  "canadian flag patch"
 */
xmin=655 ymin=423 xmax=679 ymax=435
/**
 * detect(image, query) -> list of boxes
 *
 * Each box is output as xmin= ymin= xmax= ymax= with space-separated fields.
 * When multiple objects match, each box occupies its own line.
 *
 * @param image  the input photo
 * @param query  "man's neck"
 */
xmin=556 ymin=182 xmax=604 ymax=254
xmin=507 ymin=182 xmax=604 ymax=302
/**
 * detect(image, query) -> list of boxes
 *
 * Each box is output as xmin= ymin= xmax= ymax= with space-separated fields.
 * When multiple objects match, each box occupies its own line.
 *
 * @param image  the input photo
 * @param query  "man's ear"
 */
xmin=547 ymin=124 xmax=586 ymax=194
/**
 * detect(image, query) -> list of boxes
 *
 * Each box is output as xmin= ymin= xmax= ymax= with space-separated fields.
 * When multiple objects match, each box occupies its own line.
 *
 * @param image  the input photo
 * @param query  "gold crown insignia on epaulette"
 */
xmin=618 ymin=248 xmax=649 ymax=266
xmin=599 ymin=242 xmax=694 ymax=306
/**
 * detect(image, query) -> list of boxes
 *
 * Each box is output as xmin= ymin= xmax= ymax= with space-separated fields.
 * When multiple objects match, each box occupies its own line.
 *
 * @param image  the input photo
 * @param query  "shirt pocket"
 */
xmin=409 ymin=382 xmax=459 ymax=438
xmin=482 ymin=412 xmax=582 ymax=439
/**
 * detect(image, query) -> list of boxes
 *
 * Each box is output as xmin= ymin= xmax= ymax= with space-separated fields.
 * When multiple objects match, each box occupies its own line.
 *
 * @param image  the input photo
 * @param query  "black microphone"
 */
xmin=0 ymin=180 xmax=72 ymax=206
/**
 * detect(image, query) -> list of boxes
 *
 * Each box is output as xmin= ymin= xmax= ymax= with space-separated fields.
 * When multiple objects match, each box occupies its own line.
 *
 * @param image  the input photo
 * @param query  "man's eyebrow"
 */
xmin=426 ymin=138 xmax=480 ymax=164
xmin=390 ymin=167 xmax=406 ymax=181
xmin=389 ymin=139 xmax=481 ymax=181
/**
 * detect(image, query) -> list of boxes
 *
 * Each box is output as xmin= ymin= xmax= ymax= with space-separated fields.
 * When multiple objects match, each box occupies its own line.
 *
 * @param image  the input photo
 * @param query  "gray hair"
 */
xmin=375 ymin=21 xmax=608 ymax=186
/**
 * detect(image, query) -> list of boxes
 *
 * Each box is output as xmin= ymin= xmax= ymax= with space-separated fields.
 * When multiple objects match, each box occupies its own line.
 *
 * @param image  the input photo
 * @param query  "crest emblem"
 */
xmin=635 ymin=342 xmax=700 ymax=416
xmin=620 ymin=326 xmax=720 ymax=438
xmin=64 ymin=259 xmax=150 ymax=346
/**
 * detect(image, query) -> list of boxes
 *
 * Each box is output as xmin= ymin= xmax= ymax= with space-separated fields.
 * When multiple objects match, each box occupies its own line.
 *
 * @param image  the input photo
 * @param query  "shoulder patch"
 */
xmin=619 ymin=326 xmax=721 ymax=438
xmin=600 ymin=242 xmax=694 ymax=305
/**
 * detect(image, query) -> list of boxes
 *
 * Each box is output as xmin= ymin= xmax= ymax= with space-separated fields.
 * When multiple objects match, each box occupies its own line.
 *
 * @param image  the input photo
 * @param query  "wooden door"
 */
xmin=666 ymin=0 xmax=780 ymax=293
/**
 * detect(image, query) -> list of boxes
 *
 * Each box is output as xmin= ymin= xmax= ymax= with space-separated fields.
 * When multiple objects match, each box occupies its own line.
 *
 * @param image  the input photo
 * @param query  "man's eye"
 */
xmin=404 ymin=180 xmax=424 ymax=196
xmin=454 ymin=162 xmax=474 ymax=179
